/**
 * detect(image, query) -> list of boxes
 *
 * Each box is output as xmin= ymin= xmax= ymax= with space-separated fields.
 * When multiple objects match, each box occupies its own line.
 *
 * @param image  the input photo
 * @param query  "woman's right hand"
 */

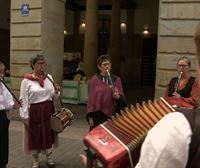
xmin=112 ymin=87 xmax=120 ymax=99
xmin=88 ymin=117 xmax=94 ymax=127
xmin=172 ymin=92 xmax=181 ymax=99
xmin=55 ymin=83 xmax=61 ymax=94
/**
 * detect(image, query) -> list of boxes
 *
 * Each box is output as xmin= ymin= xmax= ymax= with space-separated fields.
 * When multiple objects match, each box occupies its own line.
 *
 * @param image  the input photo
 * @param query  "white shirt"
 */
xmin=135 ymin=112 xmax=192 ymax=168
xmin=0 ymin=81 xmax=14 ymax=110
xmin=19 ymin=74 xmax=55 ymax=119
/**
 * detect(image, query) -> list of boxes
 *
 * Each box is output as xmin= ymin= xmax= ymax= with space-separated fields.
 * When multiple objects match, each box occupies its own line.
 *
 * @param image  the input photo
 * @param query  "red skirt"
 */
xmin=28 ymin=101 xmax=55 ymax=150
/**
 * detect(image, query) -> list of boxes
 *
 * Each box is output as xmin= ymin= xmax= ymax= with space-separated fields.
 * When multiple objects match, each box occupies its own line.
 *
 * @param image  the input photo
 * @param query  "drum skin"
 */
xmin=50 ymin=108 xmax=73 ymax=133
xmin=50 ymin=114 xmax=64 ymax=133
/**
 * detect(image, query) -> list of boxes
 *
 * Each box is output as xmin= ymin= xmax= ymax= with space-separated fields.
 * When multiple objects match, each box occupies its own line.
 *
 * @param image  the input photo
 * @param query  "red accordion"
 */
xmin=83 ymin=98 xmax=175 ymax=168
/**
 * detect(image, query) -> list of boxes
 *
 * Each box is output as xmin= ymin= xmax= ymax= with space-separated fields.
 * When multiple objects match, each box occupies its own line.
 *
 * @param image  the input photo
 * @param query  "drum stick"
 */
xmin=174 ymin=70 xmax=183 ymax=93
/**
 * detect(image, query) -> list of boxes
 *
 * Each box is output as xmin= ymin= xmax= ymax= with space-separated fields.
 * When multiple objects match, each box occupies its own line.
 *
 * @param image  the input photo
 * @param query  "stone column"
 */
xmin=10 ymin=0 xmax=66 ymax=94
xmin=83 ymin=0 xmax=98 ymax=77
xmin=42 ymin=0 xmax=66 ymax=83
xmin=109 ymin=0 xmax=121 ymax=75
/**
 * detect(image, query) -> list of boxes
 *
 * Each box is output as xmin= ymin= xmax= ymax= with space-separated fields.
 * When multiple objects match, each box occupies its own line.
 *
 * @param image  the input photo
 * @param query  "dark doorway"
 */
xmin=141 ymin=36 xmax=157 ymax=86
xmin=98 ymin=18 xmax=110 ymax=56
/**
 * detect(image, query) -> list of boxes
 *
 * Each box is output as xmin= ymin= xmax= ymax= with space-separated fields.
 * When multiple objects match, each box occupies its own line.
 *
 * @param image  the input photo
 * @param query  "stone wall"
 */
xmin=10 ymin=0 xmax=66 ymax=94
xmin=155 ymin=0 xmax=200 ymax=98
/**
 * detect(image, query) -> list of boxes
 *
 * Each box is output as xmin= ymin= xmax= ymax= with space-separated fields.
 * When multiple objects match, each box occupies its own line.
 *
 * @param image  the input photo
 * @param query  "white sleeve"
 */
xmin=5 ymin=87 xmax=14 ymax=110
xmin=135 ymin=112 xmax=192 ymax=168
xmin=19 ymin=79 xmax=29 ymax=119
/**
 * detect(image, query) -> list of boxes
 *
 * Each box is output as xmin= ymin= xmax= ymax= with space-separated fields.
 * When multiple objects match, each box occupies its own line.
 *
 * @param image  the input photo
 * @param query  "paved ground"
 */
xmin=7 ymin=85 xmax=154 ymax=168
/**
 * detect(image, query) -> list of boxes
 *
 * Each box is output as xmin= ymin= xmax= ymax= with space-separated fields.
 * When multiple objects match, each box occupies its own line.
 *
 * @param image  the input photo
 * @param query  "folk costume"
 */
xmin=0 ymin=81 xmax=14 ymax=167
xmin=87 ymin=74 xmax=126 ymax=130
xmin=165 ymin=76 xmax=200 ymax=108
xmin=19 ymin=73 xmax=56 ymax=153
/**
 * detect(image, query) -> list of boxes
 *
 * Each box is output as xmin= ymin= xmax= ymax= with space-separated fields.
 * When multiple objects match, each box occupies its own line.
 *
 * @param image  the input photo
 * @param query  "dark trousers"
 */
xmin=87 ymin=111 xmax=110 ymax=130
xmin=0 ymin=110 xmax=10 ymax=167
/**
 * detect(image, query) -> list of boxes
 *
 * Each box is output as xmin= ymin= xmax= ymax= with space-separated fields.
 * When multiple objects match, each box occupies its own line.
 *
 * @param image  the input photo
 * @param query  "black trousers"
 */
xmin=87 ymin=111 xmax=110 ymax=130
xmin=0 ymin=110 xmax=10 ymax=167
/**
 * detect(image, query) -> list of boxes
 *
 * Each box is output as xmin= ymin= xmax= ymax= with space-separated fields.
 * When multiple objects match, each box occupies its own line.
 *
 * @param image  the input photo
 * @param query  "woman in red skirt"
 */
xmin=19 ymin=54 xmax=60 ymax=168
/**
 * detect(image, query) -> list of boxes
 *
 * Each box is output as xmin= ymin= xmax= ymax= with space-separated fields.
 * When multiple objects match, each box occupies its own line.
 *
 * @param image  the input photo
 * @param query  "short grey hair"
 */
xmin=30 ymin=53 xmax=45 ymax=69
xmin=177 ymin=56 xmax=191 ymax=67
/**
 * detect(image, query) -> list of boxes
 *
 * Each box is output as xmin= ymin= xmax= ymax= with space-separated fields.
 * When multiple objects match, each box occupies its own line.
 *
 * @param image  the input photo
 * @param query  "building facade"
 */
xmin=2 ymin=0 xmax=199 ymax=100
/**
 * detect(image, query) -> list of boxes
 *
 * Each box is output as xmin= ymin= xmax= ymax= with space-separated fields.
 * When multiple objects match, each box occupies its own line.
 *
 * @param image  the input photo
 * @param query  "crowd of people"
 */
xmin=2 ymin=24 xmax=200 ymax=168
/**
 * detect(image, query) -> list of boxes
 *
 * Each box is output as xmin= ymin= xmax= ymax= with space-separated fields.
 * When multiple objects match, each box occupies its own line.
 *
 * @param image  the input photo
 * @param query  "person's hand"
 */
xmin=173 ymin=92 xmax=181 ymax=99
xmin=55 ymin=83 xmax=61 ymax=94
xmin=13 ymin=99 xmax=22 ymax=109
xmin=88 ymin=117 xmax=94 ymax=127
xmin=112 ymin=87 xmax=120 ymax=99
xmin=22 ymin=118 xmax=29 ymax=125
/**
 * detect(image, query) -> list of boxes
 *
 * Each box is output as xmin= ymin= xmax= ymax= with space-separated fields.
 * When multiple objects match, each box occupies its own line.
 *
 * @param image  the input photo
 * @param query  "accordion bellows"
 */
xmin=83 ymin=97 xmax=175 ymax=168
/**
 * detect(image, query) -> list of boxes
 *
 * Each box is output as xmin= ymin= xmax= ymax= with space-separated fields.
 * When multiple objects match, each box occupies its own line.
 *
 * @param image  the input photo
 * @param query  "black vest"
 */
xmin=168 ymin=77 xmax=195 ymax=97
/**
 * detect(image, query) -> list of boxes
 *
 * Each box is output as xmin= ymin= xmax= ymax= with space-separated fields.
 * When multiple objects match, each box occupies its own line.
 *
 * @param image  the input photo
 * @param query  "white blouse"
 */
xmin=135 ymin=112 xmax=192 ymax=168
xmin=0 ymin=82 xmax=14 ymax=110
xmin=19 ymin=74 xmax=56 ymax=119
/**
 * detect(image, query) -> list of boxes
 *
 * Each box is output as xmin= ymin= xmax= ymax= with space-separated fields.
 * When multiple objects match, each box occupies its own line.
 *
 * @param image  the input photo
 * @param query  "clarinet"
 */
xmin=0 ymin=79 xmax=21 ymax=105
xmin=106 ymin=69 xmax=114 ymax=87
xmin=174 ymin=71 xmax=183 ymax=93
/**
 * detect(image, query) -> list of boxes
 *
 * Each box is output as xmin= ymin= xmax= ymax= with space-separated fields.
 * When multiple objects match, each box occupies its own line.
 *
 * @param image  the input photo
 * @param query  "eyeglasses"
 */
xmin=177 ymin=64 xmax=188 ymax=68
xmin=36 ymin=61 xmax=45 ymax=65
xmin=101 ymin=62 xmax=111 ymax=66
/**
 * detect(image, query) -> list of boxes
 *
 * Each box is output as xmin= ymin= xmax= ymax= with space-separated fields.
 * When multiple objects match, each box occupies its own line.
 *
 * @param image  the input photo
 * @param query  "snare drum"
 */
xmin=50 ymin=108 xmax=73 ymax=133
